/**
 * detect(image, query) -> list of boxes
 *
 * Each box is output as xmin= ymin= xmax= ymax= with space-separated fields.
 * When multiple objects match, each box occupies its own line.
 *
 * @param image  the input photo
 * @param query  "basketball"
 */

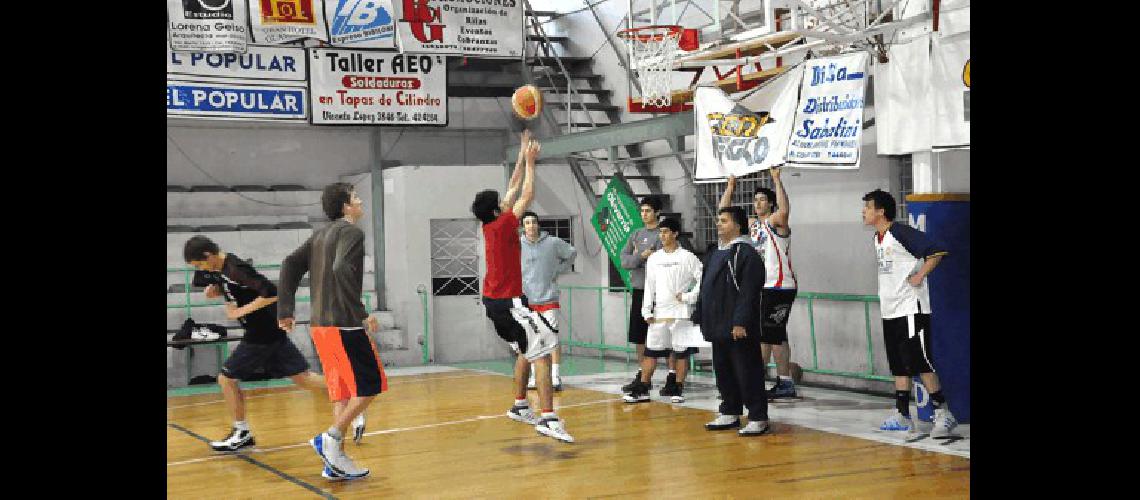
xmin=511 ymin=84 xmax=543 ymax=120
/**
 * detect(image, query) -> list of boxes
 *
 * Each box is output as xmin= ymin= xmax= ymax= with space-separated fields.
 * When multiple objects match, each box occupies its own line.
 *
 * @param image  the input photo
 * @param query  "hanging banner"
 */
xmin=931 ymin=6 xmax=970 ymax=150
xmin=324 ymin=0 xmax=398 ymax=48
xmin=786 ymin=52 xmax=868 ymax=169
xmin=874 ymin=35 xmax=933 ymax=155
xmin=308 ymin=48 xmax=447 ymax=125
xmin=393 ymin=0 xmax=523 ymax=57
xmin=167 ymin=80 xmax=309 ymax=121
xmin=248 ymin=0 xmax=330 ymax=44
xmin=693 ymin=65 xmax=803 ymax=181
xmin=167 ymin=0 xmax=250 ymax=53
xmin=590 ymin=177 xmax=645 ymax=289
xmin=167 ymin=45 xmax=307 ymax=81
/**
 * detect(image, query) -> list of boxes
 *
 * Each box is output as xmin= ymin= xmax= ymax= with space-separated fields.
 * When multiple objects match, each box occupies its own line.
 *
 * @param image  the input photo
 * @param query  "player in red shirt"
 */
xmin=470 ymin=131 xmax=572 ymax=443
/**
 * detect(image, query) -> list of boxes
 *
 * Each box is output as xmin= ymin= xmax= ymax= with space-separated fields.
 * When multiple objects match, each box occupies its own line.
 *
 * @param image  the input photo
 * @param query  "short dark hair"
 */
xmin=471 ymin=190 xmax=500 ymax=224
xmin=718 ymin=206 xmax=747 ymax=235
xmin=184 ymin=235 xmax=219 ymax=262
xmin=658 ymin=217 xmax=681 ymax=234
xmin=521 ymin=211 xmax=539 ymax=225
xmin=321 ymin=182 xmax=354 ymax=221
xmin=753 ymin=187 xmax=778 ymax=212
xmin=862 ymin=189 xmax=896 ymax=220
xmin=639 ymin=196 xmax=662 ymax=212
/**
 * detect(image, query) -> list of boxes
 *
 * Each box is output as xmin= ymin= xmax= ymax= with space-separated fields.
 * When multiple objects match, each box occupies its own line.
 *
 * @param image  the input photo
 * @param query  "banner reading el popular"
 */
xmin=167 ymin=44 xmax=308 ymax=122
xmin=393 ymin=0 xmax=523 ymax=58
xmin=248 ymin=0 xmax=330 ymax=44
xmin=168 ymin=0 xmax=250 ymax=53
xmin=786 ymin=52 xmax=868 ymax=169
xmin=324 ymin=0 xmax=398 ymax=48
xmin=693 ymin=65 xmax=803 ymax=181
xmin=590 ymin=177 xmax=644 ymax=289
xmin=308 ymin=48 xmax=447 ymax=125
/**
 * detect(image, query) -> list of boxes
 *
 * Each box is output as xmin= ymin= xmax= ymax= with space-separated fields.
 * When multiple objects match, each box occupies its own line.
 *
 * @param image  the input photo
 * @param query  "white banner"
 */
xmin=248 ymin=0 xmax=330 ymax=44
xmin=786 ymin=53 xmax=868 ymax=168
xmin=931 ymin=6 xmax=970 ymax=150
xmin=393 ymin=0 xmax=523 ymax=57
xmin=167 ymin=79 xmax=308 ymax=121
xmin=308 ymin=48 xmax=447 ymax=125
xmin=168 ymin=0 xmax=249 ymax=53
xmin=693 ymin=65 xmax=803 ymax=181
xmin=325 ymin=0 xmax=398 ymax=48
xmin=168 ymin=45 xmax=307 ymax=81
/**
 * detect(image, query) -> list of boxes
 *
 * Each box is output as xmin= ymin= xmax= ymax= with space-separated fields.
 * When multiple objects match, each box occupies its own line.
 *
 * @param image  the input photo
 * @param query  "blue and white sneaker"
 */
xmin=930 ymin=408 xmax=959 ymax=438
xmin=879 ymin=411 xmax=914 ymax=432
xmin=768 ymin=379 xmax=798 ymax=399
xmin=310 ymin=432 xmax=369 ymax=480
xmin=321 ymin=465 xmax=345 ymax=481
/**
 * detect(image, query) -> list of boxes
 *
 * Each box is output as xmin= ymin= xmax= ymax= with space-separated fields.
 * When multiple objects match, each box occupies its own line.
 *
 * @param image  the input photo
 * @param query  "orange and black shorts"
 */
xmin=310 ymin=326 xmax=388 ymax=401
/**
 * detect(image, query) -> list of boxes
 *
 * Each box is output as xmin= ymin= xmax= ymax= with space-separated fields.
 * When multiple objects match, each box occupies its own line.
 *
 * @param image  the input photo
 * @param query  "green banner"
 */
xmin=590 ymin=176 xmax=645 ymax=289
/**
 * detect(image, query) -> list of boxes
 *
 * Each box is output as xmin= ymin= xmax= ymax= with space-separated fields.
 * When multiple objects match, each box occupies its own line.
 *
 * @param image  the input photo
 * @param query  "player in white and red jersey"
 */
xmin=719 ymin=167 xmax=799 ymax=399
xmin=862 ymin=189 xmax=958 ymax=438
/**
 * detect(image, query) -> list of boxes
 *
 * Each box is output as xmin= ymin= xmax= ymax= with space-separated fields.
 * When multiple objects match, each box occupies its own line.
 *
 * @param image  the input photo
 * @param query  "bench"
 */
xmin=168 ymin=320 xmax=312 ymax=385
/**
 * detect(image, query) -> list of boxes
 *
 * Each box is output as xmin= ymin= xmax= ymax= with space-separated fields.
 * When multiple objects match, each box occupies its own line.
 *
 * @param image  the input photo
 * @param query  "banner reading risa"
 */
xmin=786 ymin=52 xmax=868 ymax=169
xmin=248 ymin=0 xmax=330 ymax=44
xmin=693 ymin=65 xmax=803 ymax=181
xmin=393 ymin=0 xmax=523 ymax=57
xmin=168 ymin=0 xmax=250 ymax=53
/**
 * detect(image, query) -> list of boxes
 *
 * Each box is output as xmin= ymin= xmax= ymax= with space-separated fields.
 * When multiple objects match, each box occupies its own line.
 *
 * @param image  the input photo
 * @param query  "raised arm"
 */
xmin=718 ymin=174 xmax=737 ymax=209
xmin=768 ymin=166 xmax=791 ymax=230
xmin=500 ymin=130 xmax=532 ymax=213
xmin=511 ymin=140 xmax=539 ymax=218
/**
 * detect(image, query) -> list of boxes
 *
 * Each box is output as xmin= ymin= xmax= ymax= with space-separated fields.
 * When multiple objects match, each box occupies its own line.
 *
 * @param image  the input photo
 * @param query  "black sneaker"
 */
xmin=621 ymin=370 xmax=650 ymax=393
xmin=209 ymin=428 xmax=255 ymax=452
xmin=622 ymin=381 xmax=651 ymax=403
xmin=659 ymin=372 xmax=678 ymax=397
xmin=670 ymin=383 xmax=685 ymax=403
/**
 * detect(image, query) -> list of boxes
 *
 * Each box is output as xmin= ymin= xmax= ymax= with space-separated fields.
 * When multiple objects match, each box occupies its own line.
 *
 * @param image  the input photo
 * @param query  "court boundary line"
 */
xmin=167 ymin=397 xmax=620 ymax=468
xmin=168 ymin=422 xmax=336 ymax=499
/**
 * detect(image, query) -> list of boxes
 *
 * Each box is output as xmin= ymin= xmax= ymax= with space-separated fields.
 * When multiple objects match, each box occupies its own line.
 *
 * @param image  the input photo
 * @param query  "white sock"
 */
xmin=669 ymin=369 xmax=676 ymax=375
xmin=514 ymin=398 xmax=529 ymax=407
xmin=779 ymin=375 xmax=793 ymax=382
xmin=327 ymin=427 xmax=343 ymax=440
xmin=234 ymin=420 xmax=249 ymax=432
xmin=541 ymin=411 xmax=557 ymax=420
xmin=552 ymin=364 xmax=561 ymax=378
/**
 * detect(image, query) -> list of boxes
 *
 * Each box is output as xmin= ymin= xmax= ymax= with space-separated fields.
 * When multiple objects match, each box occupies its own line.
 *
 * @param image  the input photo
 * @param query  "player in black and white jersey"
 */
xmin=719 ymin=167 xmax=799 ymax=399
xmin=861 ymin=190 xmax=958 ymax=438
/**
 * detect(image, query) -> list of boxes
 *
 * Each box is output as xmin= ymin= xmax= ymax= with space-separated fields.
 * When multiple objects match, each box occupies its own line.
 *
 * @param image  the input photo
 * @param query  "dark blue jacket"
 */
xmin=690 ymin=237 xmax=766 ymax=342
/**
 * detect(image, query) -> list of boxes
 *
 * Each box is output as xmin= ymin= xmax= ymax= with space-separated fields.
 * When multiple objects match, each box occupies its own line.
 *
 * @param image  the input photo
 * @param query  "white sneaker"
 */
xmin=310 ymin=432 xmax=369 ymax=479
xmin=191 ymin=326 xmax=220 ymax=341
xmin=352 ymin=413 xmax=366 ymax=444
xmin=535 ymin=417 xmax=574 ymax=443
xmin=209 ymin=427 xmax=255 ymax=452
xmin=879 ymin=411 xmax=914 ymax=432
xmin=738 ymin=420 xmax=771 ymax=436
xmin=507 ymin=404 xmax=540 ymax=425
xmin=705 ymin=414 xmax=741 ymax=430
xmin=930 ymin=408 xmax=959 ymax=438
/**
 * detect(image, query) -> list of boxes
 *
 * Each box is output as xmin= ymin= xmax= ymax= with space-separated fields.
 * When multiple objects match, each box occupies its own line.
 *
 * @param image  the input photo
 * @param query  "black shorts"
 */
xmin=483 ymin=295 xmax=529 ymax=352
xmin=222 ymin=339 xmax=309 ymax=381
xmin=759 ymin=288 xmax=796 ymax=345
xmin=882 ymin=313 xmax=935 ymax=376
xmin=628 ymin=288 xmax=649 ymax=344
xmin=644 ymin=346 xmax=699 ymax=359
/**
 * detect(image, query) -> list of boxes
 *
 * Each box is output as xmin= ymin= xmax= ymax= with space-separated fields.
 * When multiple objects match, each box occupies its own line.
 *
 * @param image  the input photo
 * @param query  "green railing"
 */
xmin=558 ymin=285 xmax=636 ymax=358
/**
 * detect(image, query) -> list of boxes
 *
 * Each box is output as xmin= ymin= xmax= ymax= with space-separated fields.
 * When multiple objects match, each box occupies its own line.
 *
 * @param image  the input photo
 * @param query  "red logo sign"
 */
xmin=400 ymin=0 xmax=445 ymax=43
xmin=260 ymin=0 xmax=315 ymax=24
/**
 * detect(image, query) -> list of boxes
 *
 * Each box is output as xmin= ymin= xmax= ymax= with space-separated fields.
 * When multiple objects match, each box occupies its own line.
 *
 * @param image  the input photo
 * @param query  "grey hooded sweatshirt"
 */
xmin=520 ymin=231 xmax=577 ymax=305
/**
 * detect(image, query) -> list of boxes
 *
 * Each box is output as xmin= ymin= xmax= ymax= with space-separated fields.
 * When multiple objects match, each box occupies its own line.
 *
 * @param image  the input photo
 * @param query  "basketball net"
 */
xmin=620 ymin=26 xmax=682 ymax=108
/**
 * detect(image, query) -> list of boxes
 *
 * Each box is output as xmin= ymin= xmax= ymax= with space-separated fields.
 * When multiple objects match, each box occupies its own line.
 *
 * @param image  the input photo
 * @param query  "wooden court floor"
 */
xmin=167 ymin=370 xmax=970 ymax=498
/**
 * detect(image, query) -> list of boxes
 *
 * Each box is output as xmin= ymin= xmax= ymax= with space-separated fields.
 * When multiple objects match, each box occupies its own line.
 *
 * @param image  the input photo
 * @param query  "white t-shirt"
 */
xmin=874 ymin=222 xmax=949 ymax=319
xmin=749 ymin=219 xmax=797 ymax=289
xmin=642 ymin=246 xmax=703 ymax=321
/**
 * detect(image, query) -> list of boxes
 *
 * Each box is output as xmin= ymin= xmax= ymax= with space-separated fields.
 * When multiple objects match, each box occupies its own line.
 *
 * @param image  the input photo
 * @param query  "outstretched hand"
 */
xmin=525 ymin=140 xmax=541 ymax=162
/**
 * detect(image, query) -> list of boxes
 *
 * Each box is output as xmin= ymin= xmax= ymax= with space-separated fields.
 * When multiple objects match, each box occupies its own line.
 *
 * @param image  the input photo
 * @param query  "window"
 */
xmin=536 ymin=217 xmax=576 ymax=272
xmin=895 ymin=155 xmax=913 ymax=224
xmin=430 ymin=219 xmax=480 ymax=296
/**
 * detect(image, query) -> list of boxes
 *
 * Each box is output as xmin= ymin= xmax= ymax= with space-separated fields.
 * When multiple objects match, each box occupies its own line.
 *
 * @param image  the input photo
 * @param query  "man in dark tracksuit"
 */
xmin=691 ymin=206 xmax=771 ymax=436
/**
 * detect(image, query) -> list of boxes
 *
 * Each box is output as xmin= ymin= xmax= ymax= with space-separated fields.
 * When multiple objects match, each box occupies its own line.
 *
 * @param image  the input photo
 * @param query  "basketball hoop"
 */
xmin=618 ymin=25 xmax=698 ymax=108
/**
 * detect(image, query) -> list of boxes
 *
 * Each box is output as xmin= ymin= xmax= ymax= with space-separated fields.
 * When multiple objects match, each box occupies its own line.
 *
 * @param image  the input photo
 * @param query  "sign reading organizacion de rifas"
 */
xmin=167 ymin=45 xmax=309 ymax=122
xmin=308 ymin=48 xmax=447 ymax=125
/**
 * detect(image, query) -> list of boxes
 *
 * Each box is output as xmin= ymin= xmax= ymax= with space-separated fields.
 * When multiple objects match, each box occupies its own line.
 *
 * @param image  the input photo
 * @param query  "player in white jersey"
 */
xmin=862 ymin=189 xmax=958 ymax=438
xmin=719 ymin=167 xmax=799 ymax=399
xmin=623 ymin=218 xmax=704 ymax=404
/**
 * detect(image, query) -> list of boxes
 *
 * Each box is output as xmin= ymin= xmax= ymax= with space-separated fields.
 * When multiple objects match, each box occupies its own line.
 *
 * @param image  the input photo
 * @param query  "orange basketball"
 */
xmin=511 ymin=84 xmax=543 ymax=120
